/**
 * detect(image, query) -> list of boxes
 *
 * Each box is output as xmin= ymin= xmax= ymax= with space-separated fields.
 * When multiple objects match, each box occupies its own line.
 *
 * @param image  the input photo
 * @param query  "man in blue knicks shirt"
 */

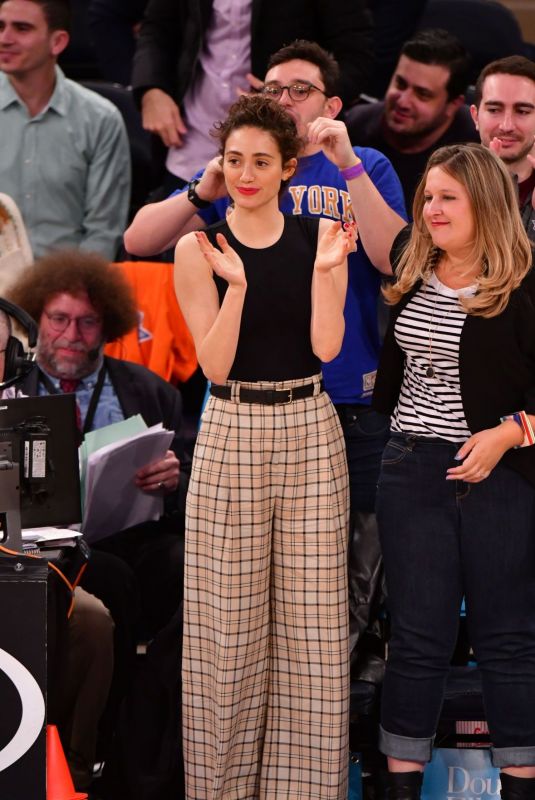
xmin=125 ymin=40 xmax=407 ymax=657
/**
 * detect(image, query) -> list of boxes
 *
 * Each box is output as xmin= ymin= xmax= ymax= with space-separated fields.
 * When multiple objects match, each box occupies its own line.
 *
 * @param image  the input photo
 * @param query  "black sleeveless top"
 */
xmin=206 ymin=214 xmax=321 ymax=381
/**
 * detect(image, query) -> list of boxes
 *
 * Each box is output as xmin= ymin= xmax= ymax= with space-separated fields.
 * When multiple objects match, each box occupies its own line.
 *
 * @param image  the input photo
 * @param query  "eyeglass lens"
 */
xmin=263 ymin=83 xmax=314 ymax=101
xmin=47 ymin=313 xmax=100 ymax=333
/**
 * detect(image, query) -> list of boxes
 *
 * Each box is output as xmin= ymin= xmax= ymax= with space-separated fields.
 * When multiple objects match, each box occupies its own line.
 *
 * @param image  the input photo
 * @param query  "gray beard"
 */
xmin=37 ymin=346 xmax=102 ymax=380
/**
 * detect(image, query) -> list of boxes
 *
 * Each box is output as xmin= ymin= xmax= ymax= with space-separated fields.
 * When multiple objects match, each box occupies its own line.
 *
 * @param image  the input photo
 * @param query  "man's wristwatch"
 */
xmin=187 ymin=178 xmax=211 ymax=209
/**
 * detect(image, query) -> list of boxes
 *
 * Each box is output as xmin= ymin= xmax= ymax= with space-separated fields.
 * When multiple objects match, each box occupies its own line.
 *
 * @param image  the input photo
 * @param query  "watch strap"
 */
xmin=187 ymin=178 xmax=211 ymax=209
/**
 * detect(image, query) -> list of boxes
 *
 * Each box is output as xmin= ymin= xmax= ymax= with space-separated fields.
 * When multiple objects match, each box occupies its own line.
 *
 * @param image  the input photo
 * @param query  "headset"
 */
xmin=0 ymin=298 xmax=37 ymax=390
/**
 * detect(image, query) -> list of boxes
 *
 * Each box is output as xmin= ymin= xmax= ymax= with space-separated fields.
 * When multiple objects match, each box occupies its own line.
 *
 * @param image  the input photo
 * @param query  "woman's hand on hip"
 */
xmin=446 ymin=423 xmax=524 ymax=483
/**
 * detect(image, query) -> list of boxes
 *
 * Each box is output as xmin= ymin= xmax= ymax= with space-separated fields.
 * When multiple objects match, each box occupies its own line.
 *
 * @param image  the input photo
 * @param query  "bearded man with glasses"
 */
xmin=8 ymin=248 xmax=188 ymax=624
xmin=6 ymin=250 xmax=190 ymax=784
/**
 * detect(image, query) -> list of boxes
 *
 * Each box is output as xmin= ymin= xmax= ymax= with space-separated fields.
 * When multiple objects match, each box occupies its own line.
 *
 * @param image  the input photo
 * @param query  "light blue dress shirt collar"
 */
xmin=0 ymin=65 xmax=68 ymax=116
xmin=37 ymin=359 xmax=125 ymax=431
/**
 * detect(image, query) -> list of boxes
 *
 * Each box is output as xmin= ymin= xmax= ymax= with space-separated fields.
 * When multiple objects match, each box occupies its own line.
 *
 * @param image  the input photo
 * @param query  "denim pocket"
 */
xmin=345 ymin=409 xmax=390 ymax=438
xmin=381 ymin=437 xmax=413 ymax=465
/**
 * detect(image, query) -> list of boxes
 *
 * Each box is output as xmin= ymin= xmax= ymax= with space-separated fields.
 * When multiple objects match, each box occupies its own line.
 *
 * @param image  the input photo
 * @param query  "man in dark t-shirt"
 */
xmin=346 ymin=28 xmax=479 ymax=213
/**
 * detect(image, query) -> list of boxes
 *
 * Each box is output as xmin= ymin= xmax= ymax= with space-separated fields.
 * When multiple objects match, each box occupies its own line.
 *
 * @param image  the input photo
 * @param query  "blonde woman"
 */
xmin=174 ymin=94 xmax=355 ymax=800
xmin=373 ymin=143 xmax=535 ymax=800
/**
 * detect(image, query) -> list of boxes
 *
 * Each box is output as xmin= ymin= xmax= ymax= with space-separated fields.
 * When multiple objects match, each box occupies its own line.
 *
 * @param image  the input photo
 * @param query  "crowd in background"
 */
xmin=1 ymin=1 xmax=535 ymax=799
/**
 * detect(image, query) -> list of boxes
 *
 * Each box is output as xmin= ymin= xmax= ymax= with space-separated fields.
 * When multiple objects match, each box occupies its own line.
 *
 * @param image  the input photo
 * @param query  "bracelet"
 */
xmin=500 ymin=410 xmax=535 ymax=448
xmin=340 ymin=161 xmax=365 ymax=181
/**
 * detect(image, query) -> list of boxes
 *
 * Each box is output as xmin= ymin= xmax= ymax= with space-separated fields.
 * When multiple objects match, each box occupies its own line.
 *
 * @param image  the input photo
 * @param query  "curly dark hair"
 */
xmin=7 ymin=249 xmax=138 ymax=342
xmin=212 ymin=94 xmax=301 ymax=189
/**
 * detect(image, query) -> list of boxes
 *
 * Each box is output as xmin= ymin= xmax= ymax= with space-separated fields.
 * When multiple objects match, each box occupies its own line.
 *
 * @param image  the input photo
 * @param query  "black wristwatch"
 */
xmin=187 ymin=178 xmax=211 ymax=209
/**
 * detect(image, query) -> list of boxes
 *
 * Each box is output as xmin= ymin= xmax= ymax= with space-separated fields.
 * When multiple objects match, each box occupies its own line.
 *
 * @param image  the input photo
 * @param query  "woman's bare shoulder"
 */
xmin=175 ymin=230 xmax=199 ymax=258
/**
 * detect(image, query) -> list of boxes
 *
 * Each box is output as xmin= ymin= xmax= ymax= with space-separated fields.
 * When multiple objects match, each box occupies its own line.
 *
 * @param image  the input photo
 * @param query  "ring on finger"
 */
xmin=158 ymin=481 xmax=165 ymax=489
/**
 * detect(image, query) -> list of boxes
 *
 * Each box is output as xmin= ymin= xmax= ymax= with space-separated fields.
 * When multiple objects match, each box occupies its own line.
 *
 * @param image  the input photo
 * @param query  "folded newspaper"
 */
xmin=79 ymin=415 xmax=173 ymax=543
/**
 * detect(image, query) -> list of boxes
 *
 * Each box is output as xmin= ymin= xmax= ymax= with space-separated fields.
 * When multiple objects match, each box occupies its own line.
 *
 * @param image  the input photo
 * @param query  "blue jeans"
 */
xmin=336 ymin=405 xmax=390 ymax=514
xmin=336 ymin=405 xmax=390 ymax=652
xmin=376 ymin=433 xmax=535 ymax=768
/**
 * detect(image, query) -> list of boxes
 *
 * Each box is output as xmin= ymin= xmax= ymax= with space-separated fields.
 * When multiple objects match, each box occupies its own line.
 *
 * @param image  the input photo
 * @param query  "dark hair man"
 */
xmin=0 ymin=0 xmax=130 ymax=259
xmin=346 ymin=28 xmax=479 ymax=212
xmin=471 ymin=55 xmax=535 ymax=240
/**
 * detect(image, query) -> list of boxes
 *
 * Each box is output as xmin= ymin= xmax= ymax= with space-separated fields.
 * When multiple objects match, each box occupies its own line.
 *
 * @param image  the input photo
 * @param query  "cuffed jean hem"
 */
xmin=491 ymin=745 xmax=535 ymax=768
xmin=379 ymin=725 xmax=434 ymax=763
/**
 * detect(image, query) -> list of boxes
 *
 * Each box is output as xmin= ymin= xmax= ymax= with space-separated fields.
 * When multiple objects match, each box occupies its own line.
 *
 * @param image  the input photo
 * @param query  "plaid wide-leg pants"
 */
xmin=182 ymin=375 xmax=350 ymax=800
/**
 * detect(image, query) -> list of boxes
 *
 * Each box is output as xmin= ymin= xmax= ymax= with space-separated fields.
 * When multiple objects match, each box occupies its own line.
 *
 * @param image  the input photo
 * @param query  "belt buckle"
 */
xmin=282 ymin=388 xmax=293 ymax=404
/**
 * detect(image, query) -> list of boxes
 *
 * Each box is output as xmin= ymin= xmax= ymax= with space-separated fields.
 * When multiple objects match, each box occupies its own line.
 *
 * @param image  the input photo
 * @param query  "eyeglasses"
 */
xmin=44 ymin=311 xmax=102 ymax=334
xmin=261 ymin=81 xmax=327 ymax=102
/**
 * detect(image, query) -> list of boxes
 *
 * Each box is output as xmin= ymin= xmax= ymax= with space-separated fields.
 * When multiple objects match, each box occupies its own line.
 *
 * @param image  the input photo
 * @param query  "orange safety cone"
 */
xmin=46 ymin=724 xmax=88 ymax=800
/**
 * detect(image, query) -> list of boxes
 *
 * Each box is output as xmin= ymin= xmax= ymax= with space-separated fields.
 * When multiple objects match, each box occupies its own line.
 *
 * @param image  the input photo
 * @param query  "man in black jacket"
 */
xmin=7 ymin=250 xmax=189 ymax=789
xmin=131 ymin=0 xmax=374 ymax=193
xmin=346 ymin=28 xmax=478 ymax=213
xmin=8 ymin=248 xmax=188 ymax=639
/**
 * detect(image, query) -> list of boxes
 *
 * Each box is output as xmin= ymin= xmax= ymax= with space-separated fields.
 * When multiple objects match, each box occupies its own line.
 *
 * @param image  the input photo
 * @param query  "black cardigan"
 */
xmin=373 ymin=266 xmax=535 ymax=487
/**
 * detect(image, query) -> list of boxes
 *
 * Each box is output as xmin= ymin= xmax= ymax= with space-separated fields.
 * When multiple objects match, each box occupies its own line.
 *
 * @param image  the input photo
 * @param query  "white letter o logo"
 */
xmin=0 ymin=647 xmax=45 ymax=771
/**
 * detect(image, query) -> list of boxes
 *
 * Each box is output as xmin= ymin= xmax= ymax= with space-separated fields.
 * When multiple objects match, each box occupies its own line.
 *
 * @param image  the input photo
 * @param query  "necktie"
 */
xmin=59 ymin=378 xmax=80 ymax=394
xmin=59 ymin=378 xmax=82 ymax=433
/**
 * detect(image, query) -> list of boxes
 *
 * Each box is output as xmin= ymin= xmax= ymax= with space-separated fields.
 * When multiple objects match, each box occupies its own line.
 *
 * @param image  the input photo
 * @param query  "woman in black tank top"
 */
xmin=175 ymin=95 xmax=355 ymax=800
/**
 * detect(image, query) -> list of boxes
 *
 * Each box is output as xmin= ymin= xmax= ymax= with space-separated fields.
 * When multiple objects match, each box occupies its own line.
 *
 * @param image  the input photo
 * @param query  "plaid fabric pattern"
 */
xmin=183 ymin=374 xmax=350 ymax=799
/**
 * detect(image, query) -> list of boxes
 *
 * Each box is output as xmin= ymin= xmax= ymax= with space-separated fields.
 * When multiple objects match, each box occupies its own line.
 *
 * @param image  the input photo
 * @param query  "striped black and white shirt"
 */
xmin=391 ymin=272 xmax=477 ymax=443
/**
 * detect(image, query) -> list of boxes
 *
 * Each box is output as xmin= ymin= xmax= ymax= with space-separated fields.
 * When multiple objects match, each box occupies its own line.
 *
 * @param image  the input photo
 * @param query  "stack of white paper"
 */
xmin=80 ymin=416 xmax=174 ymax=543
xmin=22 ymin=527 xmax=82 ymax=550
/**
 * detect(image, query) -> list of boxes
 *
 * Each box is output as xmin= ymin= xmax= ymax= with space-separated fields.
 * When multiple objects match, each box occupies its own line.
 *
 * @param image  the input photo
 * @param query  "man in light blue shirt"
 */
xmin=0 ymin=0 xmax=131 ymax=259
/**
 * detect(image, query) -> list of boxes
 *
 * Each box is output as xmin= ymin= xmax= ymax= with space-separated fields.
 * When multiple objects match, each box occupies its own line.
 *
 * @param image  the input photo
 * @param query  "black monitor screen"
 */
xmin=0 ymin=394 xmax=81 ymax=528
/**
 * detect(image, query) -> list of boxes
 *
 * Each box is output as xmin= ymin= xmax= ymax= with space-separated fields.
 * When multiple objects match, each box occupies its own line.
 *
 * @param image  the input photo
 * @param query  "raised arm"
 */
xmin=307 ymin=117 xmax=406 ymax=274
xmin=125 ymin=192 xmax=206 ymax=256
xmin=311 ymin=219 xmax=355 ymax=361
xmin=174 ymin=231 xmax=246 ymax=384
xmin=124 ymin=156 xmax=227 ymax=256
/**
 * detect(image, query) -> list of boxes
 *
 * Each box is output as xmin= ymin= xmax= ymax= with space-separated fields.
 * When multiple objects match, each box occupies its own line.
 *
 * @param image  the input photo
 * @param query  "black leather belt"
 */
xmin=210 ymin=380 xmax=323 ymax=405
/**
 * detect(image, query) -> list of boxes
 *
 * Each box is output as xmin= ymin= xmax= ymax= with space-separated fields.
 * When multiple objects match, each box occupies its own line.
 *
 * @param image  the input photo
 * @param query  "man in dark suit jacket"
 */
xmin=8 ymin=248 xmax=189 ymax=778
xmin=9 ymin=247 xmax=188 ymax=636
xmin=346 ymin=28 xmax=479 ymax=213
xmin=131 ymin=0 xmax=374 ymax=192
